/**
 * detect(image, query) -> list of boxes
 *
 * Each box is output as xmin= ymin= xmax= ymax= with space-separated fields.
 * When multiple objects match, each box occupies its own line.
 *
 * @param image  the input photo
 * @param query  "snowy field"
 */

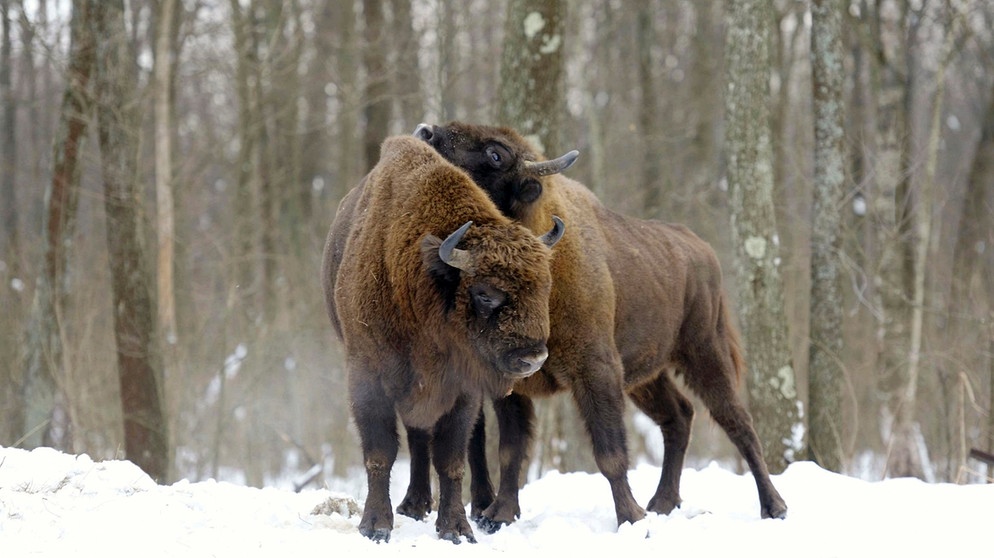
xmin=1 ymin=445 xmax=990 ymax=557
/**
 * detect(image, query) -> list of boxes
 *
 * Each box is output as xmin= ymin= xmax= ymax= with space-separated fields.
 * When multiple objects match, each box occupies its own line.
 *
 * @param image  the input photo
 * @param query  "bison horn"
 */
xmin=439 ymin=220 xmax=474 ymax=271
xmin=523 ymin=150 xmax=579 ymax=176
xmin=539 ymin=216 xmax=566 ymax=248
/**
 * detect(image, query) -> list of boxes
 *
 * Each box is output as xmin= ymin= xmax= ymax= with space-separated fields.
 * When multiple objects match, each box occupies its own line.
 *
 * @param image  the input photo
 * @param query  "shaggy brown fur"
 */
xmin=407 ymin=122 xmax=786 ymax=532
xmin=322 ymin=135 xmax=564 ymax=543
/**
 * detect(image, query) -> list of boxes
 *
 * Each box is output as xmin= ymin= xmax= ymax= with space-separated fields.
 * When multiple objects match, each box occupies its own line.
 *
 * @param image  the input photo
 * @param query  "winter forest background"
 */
xmin=0 ymin=0 xmax=992 ymax=491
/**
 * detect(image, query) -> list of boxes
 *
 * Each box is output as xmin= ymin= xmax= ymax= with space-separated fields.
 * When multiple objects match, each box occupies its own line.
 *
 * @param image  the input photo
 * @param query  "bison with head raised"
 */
xmin=322 ymin=135 xmax=565 ymax=543
xmin=405 ymin=121 xmax=788 ymax=532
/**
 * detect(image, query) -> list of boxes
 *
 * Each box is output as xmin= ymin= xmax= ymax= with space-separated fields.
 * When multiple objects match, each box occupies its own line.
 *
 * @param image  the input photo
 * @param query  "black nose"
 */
xmin=502 ymin=344 xmax=549 ymax=378
xmin=414 ymin=123 xmax=434 ymax=141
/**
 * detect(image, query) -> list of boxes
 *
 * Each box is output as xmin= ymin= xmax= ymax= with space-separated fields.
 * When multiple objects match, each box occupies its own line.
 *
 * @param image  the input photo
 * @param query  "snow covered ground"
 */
xmin=1 ymin=445 xmax=990 ymax=557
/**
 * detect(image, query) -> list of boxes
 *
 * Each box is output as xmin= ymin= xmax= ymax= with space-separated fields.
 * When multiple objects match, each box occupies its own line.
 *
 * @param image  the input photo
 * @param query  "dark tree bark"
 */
xmin=92 ymin=0 xmax=169 ymax=482
xmin=498 ymin=0 xmax=567 ymax=156
xmin=362 ymin=0 xmax=390 ymax=170
xmin=635 ymin=0 xmax=662 ymax=218
xmin=20 ymin=0 xmax=96 ymax=451
xmin=723 ymin=0 xmax=803 ymax=473
xmin=389 ymin=0 xmax=423 ymax=131
xmin=336 ymin=0 xmax=360 ymax=196
xmin=1 ymin=0 xmax=18 ymax=275
xmin=808 ymin=0 xmax=848 ymax=472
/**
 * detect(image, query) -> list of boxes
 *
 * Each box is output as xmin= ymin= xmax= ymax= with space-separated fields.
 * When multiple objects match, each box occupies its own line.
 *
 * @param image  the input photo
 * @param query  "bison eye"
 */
xmin=470 ymin=285 xmax=507 ymax=318
xmin=485 ymin=144 xmax=512 ymax=169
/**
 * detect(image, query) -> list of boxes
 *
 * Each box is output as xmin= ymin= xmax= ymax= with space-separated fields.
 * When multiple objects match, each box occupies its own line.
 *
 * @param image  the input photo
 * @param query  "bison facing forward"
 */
xmin=322 ymin=135 xmax=564 ymax=543
xmin=407 ymin=121 xmax=788 ymax=532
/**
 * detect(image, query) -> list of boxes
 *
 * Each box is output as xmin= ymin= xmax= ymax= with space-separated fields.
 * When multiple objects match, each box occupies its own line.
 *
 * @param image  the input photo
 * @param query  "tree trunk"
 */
xmin=635 ymin=0 xmax=662 ymax=219
xmin=953 ymin=82 xmax=994 ymax=463
xmin=154 ymin=0 xmax=178 ymax=346
xmin=389 ymin=0 xmax=423 ymax=131
xmin=868 ymin=0 xmax=925 ymax=480
xmin=497 ymin=0 xmax=583 ymax=475
xmin=723 ymin=0 xmax=803 ymax=473
xmin=362 ymin=0 xmax=389 ymax=170
xmin=336 ymin=0 xmax=360 ymax=195
xmin=807 ymin=0 xmax=847 ymax=472
xmin=0 ymin=0 xmax=23 ymax=445
xmin=92 ymin=0 xmax=169 ymax=482
xmin=20 ymin=0 xmax=96 ymax=451
xmin=1 ymin=0 xmax=18 ymax=276
xmin=498 ymin=0 xmax=567 ymax=156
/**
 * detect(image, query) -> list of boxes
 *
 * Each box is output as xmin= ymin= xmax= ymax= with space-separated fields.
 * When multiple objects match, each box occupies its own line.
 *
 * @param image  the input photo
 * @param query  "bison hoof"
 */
xmin=761 ymin=499 xmax=788 ymax=520
xmin=475 ymin=515 xmax=508 ymax=535
xmin=396 ymin=495 xmax=432 ymax=521
xmin=359 ymin=526 xmax=392 ymax=543
xmin=436 ymin=515 xmax=477 ymax=544
xmin=439 ymin=531 xmax=478 ymax=545
xmin=646 ymin=494 xmax=681 ymax=515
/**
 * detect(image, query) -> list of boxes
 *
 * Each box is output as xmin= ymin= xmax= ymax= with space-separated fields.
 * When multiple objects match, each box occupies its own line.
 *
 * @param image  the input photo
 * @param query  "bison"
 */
xmin=322 ymin=135 xmax=565 ymax=543
xmin=404 ymin=121 xmax=788 ymax=532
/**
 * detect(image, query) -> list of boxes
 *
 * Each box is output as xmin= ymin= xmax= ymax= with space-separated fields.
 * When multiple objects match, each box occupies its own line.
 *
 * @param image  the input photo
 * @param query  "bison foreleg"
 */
xmin=352 ymin=380 xmax=400 ymax=542
xmin=431 ymin=395 xmax=481 ymax=544
xmin=476 ymin=392 xmax=534 ymax=533
xmin=467 ymin=407 xmax=495 ymax=520
xmin=397 ymin=426 xmax=433 ymax=520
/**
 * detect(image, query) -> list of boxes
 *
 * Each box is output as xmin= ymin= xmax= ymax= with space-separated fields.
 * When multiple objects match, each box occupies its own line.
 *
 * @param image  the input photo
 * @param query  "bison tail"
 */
xmin=721 ymin=297 xmax=746 ymax=384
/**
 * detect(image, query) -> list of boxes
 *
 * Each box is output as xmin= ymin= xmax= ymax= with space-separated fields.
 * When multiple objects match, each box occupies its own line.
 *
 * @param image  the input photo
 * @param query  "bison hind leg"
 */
xmin=678 ymin=339 xmax=788 ymax=519
xmin=627 ymin=371 xmax=695 ymax=515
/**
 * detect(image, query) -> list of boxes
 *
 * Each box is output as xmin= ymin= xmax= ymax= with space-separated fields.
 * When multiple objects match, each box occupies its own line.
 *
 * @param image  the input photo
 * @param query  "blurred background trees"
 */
xmin=0 ymin=0 xmax=991 ymax=487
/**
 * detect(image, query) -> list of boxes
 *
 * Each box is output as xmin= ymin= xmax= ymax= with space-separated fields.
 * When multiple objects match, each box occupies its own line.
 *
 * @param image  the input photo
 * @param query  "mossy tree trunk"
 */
xmin=723 ymin=0 xmax=804 ymax=474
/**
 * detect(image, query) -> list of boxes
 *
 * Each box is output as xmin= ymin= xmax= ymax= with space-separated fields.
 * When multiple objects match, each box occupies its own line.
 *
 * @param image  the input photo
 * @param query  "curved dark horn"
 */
xmin=439 ymin=220 xmax=474 ymax=270
xmin=539 ymin=216 xmax=565 ymax=248
xmin=523 ymin=150 xmax=580 ymax=176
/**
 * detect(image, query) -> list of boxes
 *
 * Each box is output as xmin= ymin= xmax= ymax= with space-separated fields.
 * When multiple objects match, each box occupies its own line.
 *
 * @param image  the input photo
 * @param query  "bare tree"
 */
xmin=1 ymin=0 xmax=17 ymax=278
xmin=808 ymin=0 xmax=848 ymax=472
xmin=723 ymin=0 xmax=803 ymax=473
xmin=867 ymin=0 xmax=925 ymax=479
xmin=154 ymin=0 xmax=179 ymax=347
xmin=389 ymin=0 xmax=423 ymax=130
xmin=92 ymin=0 xmax=169 ymax=481
xmin=362 ymin=0 xmax=389 ymax=169
xmin=635 ymin=0 xmax=662 ymax=218
xmin=953 ymin=81 xmax=994 ymax=458
xmin=20 ymin=0 xmax=96 ymax=450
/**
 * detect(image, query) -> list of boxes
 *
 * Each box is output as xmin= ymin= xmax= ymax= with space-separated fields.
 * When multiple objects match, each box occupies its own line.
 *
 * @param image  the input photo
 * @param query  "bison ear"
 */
xmin=515 ymin=179 xmax=542 ymax=204
xmin=422 ymin=234 xmax=462 ymax=302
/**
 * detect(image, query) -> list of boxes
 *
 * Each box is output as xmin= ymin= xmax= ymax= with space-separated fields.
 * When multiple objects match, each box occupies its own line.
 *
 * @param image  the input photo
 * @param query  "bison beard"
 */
xmin=322 ymin=135 xmax=564 ymax=543
xmin=402 ymin=121 xmax=788 ymax=533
